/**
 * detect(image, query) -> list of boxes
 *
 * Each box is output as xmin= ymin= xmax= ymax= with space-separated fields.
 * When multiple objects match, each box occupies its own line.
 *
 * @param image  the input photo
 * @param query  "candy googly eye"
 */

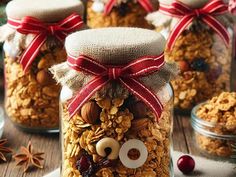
xmin=119 ymin=139 xmax=148 ymax=169
xmin=96 ymin=137 xmax=120 ymax=160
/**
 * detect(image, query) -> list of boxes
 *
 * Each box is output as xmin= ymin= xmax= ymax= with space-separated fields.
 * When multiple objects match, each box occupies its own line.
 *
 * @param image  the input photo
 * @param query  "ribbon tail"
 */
xmin=20 ymin=33 xmax=47 ymax=72
xmin=120 ymin=78 xmax=163 ymax=121
xmin=137 ymin=0 xmax=154 ymax=12
xmin=167 ymin=15 xmax=193 ymax=49
xmin=202 ymin=15 xmax=230 ymax=47
xmin=68 ymin=76 xmax=110 ymax=118
xmin=104 ymin=0 xmax=116 ymax=15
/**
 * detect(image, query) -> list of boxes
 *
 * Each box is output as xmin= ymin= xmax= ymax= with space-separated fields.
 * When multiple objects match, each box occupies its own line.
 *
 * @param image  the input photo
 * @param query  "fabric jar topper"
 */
xmin=159 ymin=0 xmax=230 ymax=49
xmin=67 ymin=53 xmax=165 ymax=121
xmin=7 ymin=13 xmax=83 ymax=72
xmin=104 ymin=0 xmax=154 ymax=15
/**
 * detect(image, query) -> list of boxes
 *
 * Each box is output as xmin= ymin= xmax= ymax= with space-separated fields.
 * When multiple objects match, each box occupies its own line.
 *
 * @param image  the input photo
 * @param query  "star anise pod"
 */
xmin=13 ymin=141 xmax=44 ymax=172
xmin=0 ymin=139 xmax=12 ymax=161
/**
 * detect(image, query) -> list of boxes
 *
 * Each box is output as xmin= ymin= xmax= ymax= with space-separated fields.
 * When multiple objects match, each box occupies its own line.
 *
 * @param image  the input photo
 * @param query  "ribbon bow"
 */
xmin=159 ymin=0 xmax=229 ymax=49
xmin=67 ymin=54 xmax=165 ymax=121
xmin=104 ymin=0 xmax=154 ymax=15
xmin=7 ymin=13 xmax=83 ymax=72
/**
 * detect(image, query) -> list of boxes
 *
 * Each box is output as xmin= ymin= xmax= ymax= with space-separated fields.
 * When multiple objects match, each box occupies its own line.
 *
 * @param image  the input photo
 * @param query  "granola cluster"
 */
xmin=194 ymin=92 xmax=236 ymax=158
xmin=165 ymin=22 xmax=233 ymax=110
xmin=4 ymin=43 xmax=66 ymax=130
xmin=62 ymin=83 xmax=172 ymax=177
xmin=87 ymin=0 xmax=154 ymax=29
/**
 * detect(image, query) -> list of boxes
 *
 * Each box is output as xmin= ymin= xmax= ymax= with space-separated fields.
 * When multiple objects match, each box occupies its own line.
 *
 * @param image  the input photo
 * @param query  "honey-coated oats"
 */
xmin=61 ymin=84 xmax=172 ymax=177
xmin=195 ymin=92 xmax=236 ymax=158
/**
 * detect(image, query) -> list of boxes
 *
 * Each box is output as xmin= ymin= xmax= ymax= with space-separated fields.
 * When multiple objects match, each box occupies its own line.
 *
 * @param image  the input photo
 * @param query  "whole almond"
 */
xmin=81 ymin=101 xmax=101 ymax=124
xmin=36 ymin=70 xmax=53 ymax=85
xmin=127 ymin=101 xmax=147 ymax=119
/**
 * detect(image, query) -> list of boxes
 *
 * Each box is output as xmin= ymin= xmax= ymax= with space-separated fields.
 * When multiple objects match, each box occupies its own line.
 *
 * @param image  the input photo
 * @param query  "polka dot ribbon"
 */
xmin=67 ymin=53 xmax=165 ymax=121
xmin=159 ymin=0 xmax=230 ymax=49
xmin=7 ymin=13 xmax=83 ymax=72
xmin=104 ymin=0 xmax=154 ymax=15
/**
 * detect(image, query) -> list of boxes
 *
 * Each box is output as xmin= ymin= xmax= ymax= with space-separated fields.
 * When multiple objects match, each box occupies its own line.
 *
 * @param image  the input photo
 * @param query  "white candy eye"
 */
xmin=119 ymin=139 xmax=148 ymax=169
xmin=96 ymin=137 xmax=120 ymax=160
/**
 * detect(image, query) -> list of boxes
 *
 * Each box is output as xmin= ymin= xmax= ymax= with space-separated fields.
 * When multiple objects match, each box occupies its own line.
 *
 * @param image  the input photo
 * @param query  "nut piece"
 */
xmin=127 ymin=101 xmax=147 ymax=119
xmin=36 ymin=70 xmax=53 ymax=85
xmin=96 ymin=137 xmax=120 ymax=160
xmin=131 ymin=118 xmax=149 ymax=132
xmin=81 ymin=101 xmax=101 ymax=124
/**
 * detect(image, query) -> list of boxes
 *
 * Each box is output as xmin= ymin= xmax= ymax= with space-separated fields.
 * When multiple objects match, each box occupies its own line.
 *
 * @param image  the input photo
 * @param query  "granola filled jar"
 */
xmin=191 ymin=92 xmax=236 ymax=161
xmin=147 ymin=0 xmax=236 ymax=111
xmin=51 ymin=28 xmax=177 ymax=177
xmin=0 ymin=0 xmax=84 ymax=132
xmin=87 ymin=0 xmax=159 ymax=28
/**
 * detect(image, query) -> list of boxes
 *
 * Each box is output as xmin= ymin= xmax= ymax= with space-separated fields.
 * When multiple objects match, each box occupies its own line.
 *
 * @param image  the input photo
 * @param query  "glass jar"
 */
xmin=147 ymin=0 xmax=236 ymax=112
xmin=0 ymin=0 xmax=84 ymax=132
xmin=86 ymin=0 xmax=158 ymax=28
xmin=54 ymin=28 xmax=175 ymax=177
xmin=191 ymin=92 xmax=236 ymax=161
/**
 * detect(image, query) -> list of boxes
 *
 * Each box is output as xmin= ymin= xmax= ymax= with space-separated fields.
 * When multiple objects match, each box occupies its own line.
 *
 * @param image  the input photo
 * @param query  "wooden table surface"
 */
xmin=0 ymin=106 xmax=198 ymax=177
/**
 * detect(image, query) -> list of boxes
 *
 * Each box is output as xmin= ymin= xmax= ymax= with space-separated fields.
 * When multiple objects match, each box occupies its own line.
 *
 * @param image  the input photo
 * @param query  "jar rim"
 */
xmin=191 ymin=103 xmax=236 ymax=140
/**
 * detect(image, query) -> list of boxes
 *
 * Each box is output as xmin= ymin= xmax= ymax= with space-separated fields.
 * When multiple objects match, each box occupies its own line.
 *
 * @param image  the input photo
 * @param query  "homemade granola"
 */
xmin=61 ymin=83 xmax=172 ymax=177
xmin=87 ymin=0 xmax=155 ymax=28
xmin=165 ymin=22 xmax=233 ymax=110
xmin=4 ymin=42 xmax=66 ymax=130
xmin=194 ymin=92 xmax=236 ymax=158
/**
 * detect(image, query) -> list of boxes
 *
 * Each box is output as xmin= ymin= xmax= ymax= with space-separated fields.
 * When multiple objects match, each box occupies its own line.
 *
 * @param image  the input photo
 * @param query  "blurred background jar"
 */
xmin=0 ymin=0 xmax=84 ymax=132
xmin=147 ymin=0 xmax=236 ymax=112
xmin=51 ymin=28 xmax=177 ymax=177
xmin=86 ymin=0 xmax=159 ymax=28
xmin=191 ymin=92 xmax=236 ymax=162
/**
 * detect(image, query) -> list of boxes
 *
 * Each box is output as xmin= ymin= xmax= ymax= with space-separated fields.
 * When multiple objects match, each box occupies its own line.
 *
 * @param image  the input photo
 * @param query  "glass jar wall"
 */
xmin=4 ymin=40 xmax=66 ymax=132
xmin=86 ymin=0 xmax=157 ymax=29
xmin=166 ymin=21 xmax=235 ymax=111
xmin=60 ymin=83 xmax=174 ymax=177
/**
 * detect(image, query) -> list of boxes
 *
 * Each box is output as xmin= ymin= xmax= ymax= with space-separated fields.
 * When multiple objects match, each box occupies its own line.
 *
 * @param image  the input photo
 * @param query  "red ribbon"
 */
xmin=104 ymin=0 xmax=154 ymax=15
xmin=67 ymin=53 xmax=165 ymax=121
xmin=159 ymin=0 xmax=230 ymax=49
xmin=7 ymin=13 xmax=83 ymax=72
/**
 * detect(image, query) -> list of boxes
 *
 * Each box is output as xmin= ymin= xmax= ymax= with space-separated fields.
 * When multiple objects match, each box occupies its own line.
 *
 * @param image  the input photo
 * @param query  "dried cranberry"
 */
xmin=177 ymin=155 xmax=195 ymax=174
xmin=76 ymin=153 xmax=95 ymax=177
xmin=190 ymin=58 xmax=209 ymax=72
xmin=76 ymin=152 xmax=116 ymax=177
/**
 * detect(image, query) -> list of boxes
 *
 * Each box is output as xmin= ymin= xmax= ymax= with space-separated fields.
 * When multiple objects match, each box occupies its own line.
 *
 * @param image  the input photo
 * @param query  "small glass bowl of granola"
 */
xmin=191 ymin=92 xmax=236 ymax=162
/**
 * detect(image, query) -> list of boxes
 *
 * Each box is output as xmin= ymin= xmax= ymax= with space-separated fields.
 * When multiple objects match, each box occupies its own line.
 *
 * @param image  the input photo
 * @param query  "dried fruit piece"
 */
xmin=190 ymin=58 xmax=209 ymax=72
xmin=81 ymin=101 xmax=101 ymax=124
xmin=178 ymin=61 xmax=190 ymax=72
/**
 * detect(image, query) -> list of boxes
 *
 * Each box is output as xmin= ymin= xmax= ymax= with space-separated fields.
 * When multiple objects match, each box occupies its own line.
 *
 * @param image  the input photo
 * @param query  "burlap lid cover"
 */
xmin=51 ymin=27 xmax=178 ymax=101
xmin=6 ymin=0 xmax=84 ymax=22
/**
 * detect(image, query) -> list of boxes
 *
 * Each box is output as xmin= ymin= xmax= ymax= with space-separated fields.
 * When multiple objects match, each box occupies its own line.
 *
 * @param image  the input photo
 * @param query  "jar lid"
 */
xmin=159 ymin=0 xmax=209 ymax=8
xmin=65 ymin=27 xmax=165 ymax=65
xmin=6 ymin=0 xmax=84 ymax=22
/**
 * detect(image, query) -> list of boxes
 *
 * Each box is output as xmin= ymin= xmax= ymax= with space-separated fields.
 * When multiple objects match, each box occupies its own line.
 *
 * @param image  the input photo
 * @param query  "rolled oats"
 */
xmin=61 ymin=84 xmax=173 ymax=177
xmin=194 ymin=92 xmax=236 ymax=158
xmin=87 ymin=0 xmax=155 ymax=29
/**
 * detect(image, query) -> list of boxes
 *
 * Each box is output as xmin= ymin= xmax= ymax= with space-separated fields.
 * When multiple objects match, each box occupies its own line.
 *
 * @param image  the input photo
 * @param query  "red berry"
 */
xmin=178 ymin=61 xmax=190 ymax=72
xmin=177 ymin=155 xmax=195 ymax=174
